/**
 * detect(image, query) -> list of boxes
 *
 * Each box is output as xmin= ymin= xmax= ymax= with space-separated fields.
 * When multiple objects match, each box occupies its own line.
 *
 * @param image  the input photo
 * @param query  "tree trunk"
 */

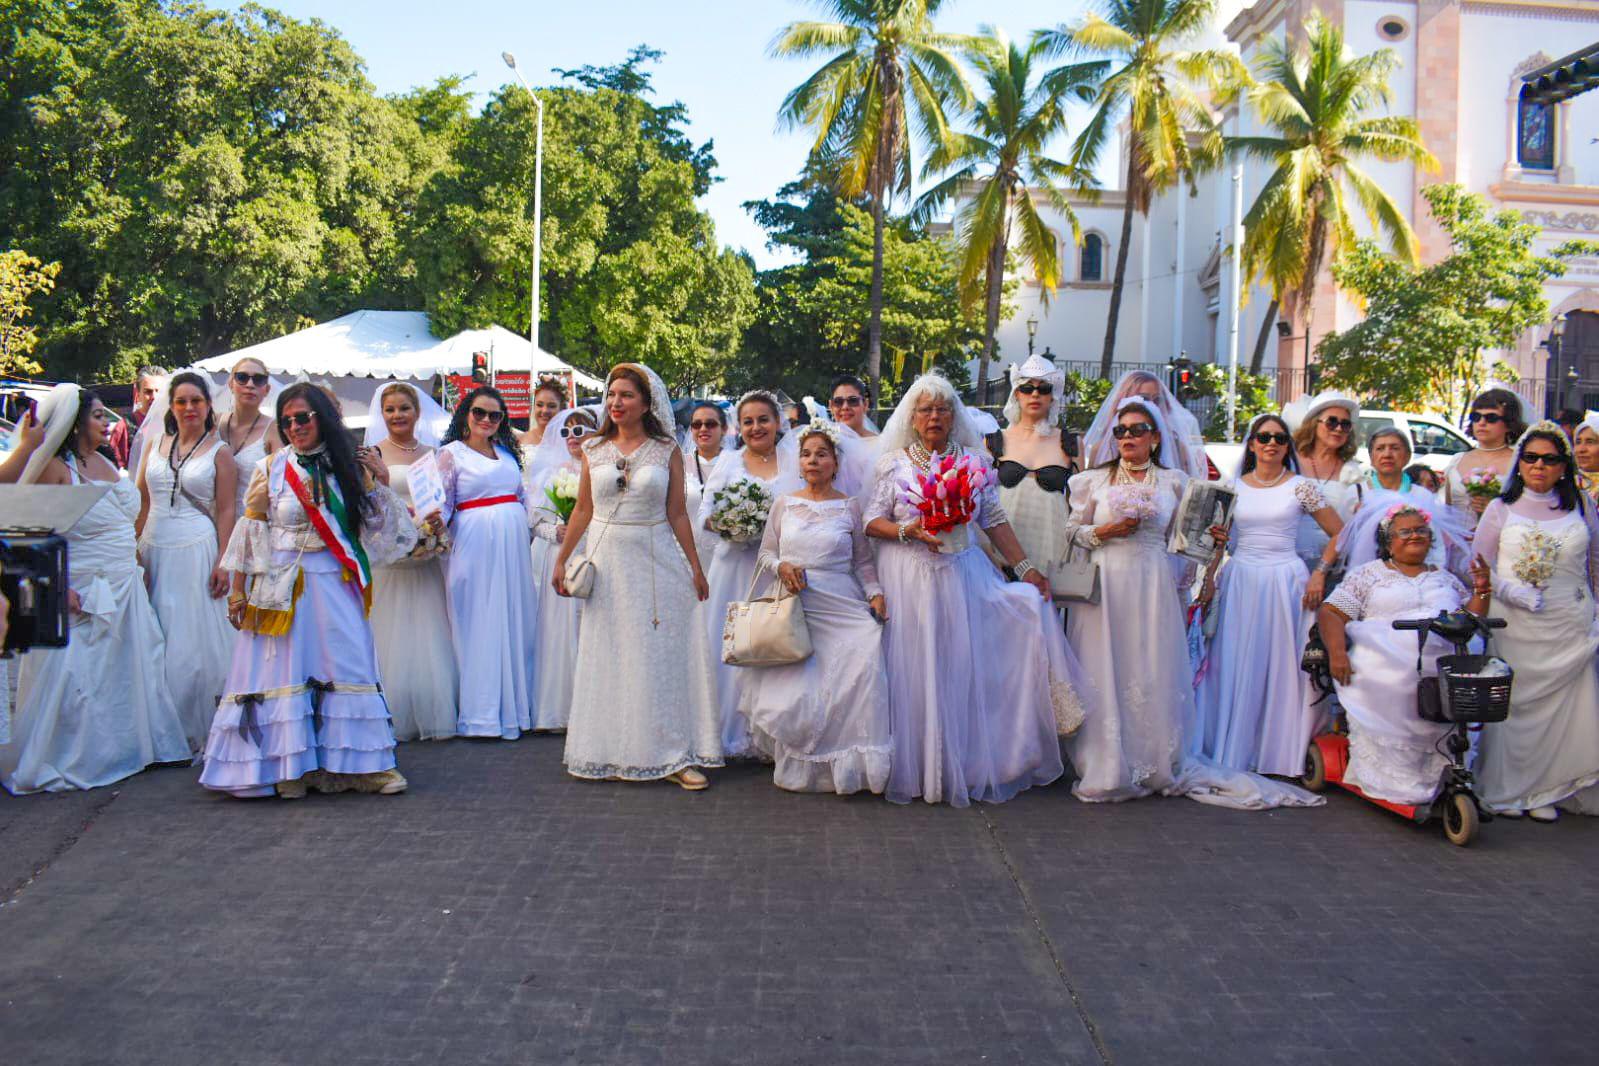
xmin=1249 ymin=297 xmax=1279 ymax=376
xmin=1100 ymin=153 xmax=1138 ymax=378
xmin=977 ymin=234 xmax=1007 ymax=403
xmin=866 ymin=191 xmax=887 ymax=403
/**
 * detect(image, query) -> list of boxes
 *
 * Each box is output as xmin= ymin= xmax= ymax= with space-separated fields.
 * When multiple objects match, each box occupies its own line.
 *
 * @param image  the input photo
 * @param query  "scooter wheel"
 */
xmin=1301 ymin=742 xmax=1326 ymax=793
xmin=1444 ymin=791 xmax=1479 ymax=847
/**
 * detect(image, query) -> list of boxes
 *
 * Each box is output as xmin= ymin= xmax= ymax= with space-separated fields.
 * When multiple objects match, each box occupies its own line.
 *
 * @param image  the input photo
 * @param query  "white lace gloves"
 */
xmin=1493 ymin=574 xmax=1544 ymax=612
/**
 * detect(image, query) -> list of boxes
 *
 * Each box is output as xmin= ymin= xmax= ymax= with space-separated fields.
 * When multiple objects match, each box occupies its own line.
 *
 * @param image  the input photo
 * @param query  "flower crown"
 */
xmin=1515 ymin=419 xmax=1574 ymax=458
xmin=797 ymin=420 xmax=843 ymax=449
xmin=1378 ymin=502 xmax=1431 ymax=535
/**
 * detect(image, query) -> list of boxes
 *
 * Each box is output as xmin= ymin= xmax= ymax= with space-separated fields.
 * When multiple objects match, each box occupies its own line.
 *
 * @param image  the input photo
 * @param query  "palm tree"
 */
xmin=911 ymin=29 xmax=1104 ymax=397
xmin=1040 ymin=0 xmax=1239 ymax=377
xmin=1231 ymin=14 xmax=1437 ymax=374
xmin=772 ymin=0 xmax=973 ymax=400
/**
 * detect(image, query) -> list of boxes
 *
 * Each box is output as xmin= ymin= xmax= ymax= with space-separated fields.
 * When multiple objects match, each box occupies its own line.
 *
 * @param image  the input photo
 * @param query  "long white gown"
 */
xmin=697 ymin=447 xmax=802 ymax=758
xmin=199 ymin=451 xmax=415 ymax=795
xmin=682 ymin=445 xmax=725 ymax=568
xmin=866 ymin=447 xmax=1094 ymax=807
xmin=1195 ymin=476 xmax=1325 ymax=776
xmin=736 ymin=495 xmax=891 ymax=794
xmin=563 ymin=436 xmax=723 ymax=780
xmin=1473 ymin=494 xmax=1599 ymax=812
xmin=528 ymin=459 xmax=584 ymax=731
xmin=371 ymin=461 xmax=458 ymax=741
xmin=2 ymin=460 xmax=191 ymax=794
xmin=1323 ymin=562 xmax=1469 ymax=805
xmin=438 ymin=442 xmax=538 ymax=739
xmin=140 ymin=438 xmax=235 ymax=751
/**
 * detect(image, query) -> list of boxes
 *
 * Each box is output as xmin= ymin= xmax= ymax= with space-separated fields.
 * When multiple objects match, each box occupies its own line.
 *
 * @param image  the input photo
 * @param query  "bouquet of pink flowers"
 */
xmin=900 ymin=452 xmax=992 ymax=534
xmin=1461 ymin=467 xmax=1503 ymax=501
xmin=1107 ymin=483 xmax=1160 ymax=523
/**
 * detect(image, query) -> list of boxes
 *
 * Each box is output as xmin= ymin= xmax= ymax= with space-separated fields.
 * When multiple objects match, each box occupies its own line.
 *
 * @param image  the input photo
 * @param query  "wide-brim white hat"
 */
xmin=1284 ymin=390 xmax=1360 ymax=433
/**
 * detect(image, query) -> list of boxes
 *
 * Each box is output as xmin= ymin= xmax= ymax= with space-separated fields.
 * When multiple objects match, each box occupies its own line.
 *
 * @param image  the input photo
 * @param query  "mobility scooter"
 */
xmin=1300 ymin=610 xmax=1513 ymax=847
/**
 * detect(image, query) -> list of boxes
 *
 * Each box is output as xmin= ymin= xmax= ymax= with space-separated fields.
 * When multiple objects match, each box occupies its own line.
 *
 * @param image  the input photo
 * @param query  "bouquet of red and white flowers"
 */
xmin=901 ymin=452 xmax=992 ymax=551
xmin=1461 ymin=467 xmax=1503 ymax=501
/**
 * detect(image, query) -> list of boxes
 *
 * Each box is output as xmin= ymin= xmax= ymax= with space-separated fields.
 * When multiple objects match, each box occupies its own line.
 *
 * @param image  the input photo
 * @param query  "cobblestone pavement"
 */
xmin=1 ymin=736 xmax=1595 ymax=1065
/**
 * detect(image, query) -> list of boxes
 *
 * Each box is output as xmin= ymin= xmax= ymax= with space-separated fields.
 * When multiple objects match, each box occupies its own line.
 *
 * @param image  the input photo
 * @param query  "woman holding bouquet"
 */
xmin=863 ymin=373 xmax=1097 ymax=807
xmin=1473 ymin=423 xmax=1599 ymax=821
xmin=1443 ymin=389 xmax=1525 ymax=527
xmin=554 ymin=363 xmax=722 ymax=789
xmin=439 ymin=387 xmax=539 ymax=740
xmin=698 ymin=391 xmax=802 ymax=757
xmin=736 ymin=422 xmax=891 ymax=794
xmin=1194 ymin=414 xmax=1345 ymax=777
xmin=365 ymin=382 xmax=457 ymax=741
xmin=527 ymin=407 xmax=597 ymax=730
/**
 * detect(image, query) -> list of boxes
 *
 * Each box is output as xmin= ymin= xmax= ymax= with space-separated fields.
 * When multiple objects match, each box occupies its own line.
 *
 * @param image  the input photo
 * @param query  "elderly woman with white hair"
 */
xmin=986 ymin=354 xmax=1074 ymax=577
xmin=863 ymin=373 xmax=1095 ymax=806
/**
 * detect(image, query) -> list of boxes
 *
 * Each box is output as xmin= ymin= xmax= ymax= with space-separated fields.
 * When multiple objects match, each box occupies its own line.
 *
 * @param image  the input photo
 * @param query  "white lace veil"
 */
xmin=527 ymin=406 xmax=599 ymax=489
xmin=20 ymin=383 xmax=84 ymax=485
xmin=877 ymin=373 xmax=985 ymax=454
xmin=600 ymin=362 xmax=675 ymax=440
xmin=1083 ymin=370 xmax=1208 ymax=479
xmin=361 ymin=380 xmax=450 ymax=448
xmin=1339 ymin=489 xmax=1472 ymax=573
xmin=793 ymin=421 xmax=867 ymax=497
xmin=1094 ymin=395 xmax=1177 ymax=471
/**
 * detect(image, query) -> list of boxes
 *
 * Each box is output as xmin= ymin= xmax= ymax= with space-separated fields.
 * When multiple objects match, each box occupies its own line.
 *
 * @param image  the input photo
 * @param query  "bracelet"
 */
xmin=1013 ymin=559 xmax=1037 ymax=580
xmin=897 ymin=521 xmax=910 ymax=544
xmin=1315 ymin=560 xmax=1335 ymax=574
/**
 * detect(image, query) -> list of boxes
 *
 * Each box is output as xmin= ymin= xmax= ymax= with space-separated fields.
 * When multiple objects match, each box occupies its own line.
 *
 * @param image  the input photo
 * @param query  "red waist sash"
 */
xmin=457 ymin=494 xmax=518 ymax=512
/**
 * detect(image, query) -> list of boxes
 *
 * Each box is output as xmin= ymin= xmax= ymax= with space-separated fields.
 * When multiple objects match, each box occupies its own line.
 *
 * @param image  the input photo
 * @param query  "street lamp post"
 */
xmin=502 ymin=51 xmax=544 ymax=376
xmin=1026 ymin=315 xmax=1038 ymax=358
xmin=1542 ymin=314 xmax=1568 ymax=416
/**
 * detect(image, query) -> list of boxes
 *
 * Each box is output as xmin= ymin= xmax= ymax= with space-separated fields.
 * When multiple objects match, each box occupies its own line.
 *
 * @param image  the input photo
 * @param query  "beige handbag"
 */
xmin=562 ymin=498 xmax=621 ymax=600
xmin=721 ymin=563 xmax=812 ymax=667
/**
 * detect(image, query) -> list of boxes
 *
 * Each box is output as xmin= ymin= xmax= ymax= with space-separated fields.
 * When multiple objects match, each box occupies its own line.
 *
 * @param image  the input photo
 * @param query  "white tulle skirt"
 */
xmin=371 ymin=556 xmax=458 ymax=741
xmin=1335 ymin=620 xmax=1454 ymax=805
xmin=702 ymin=535 xmax=761 ymax=757
xmin=531 ymin=534 xmax=580 ymax=730
xmin=199 ymin=552 xmax=398 ymax=797
xmin=737 ymin=567 xmax=891 ymax=794
xmin=140 ymin=526 xmax=234 ymax=750
xmin=1195 ymin=552 xmax=1319 ymax=777
xmin=876 ymin=538 xmax=1083 ymax=807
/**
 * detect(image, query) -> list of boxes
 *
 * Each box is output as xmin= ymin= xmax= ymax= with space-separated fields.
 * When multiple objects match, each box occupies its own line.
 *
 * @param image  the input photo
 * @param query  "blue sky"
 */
xmin=235 ymin=0 xmax=1094 ymax=268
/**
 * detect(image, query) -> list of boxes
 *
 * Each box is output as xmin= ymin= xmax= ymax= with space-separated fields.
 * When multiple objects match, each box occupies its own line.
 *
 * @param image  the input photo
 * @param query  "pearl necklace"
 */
xmin=387 ymin=437 xmax=421 ymax=454
xmin=1248 ymin=466 xmax=1291 ymax=489
xmin=908 ymin=440 xmax=949 ymax=470
xmin=1113 ymin=458 xmax=1152 ymax=485
xmin=1476 ymin=443 xmax=1511 ymax=453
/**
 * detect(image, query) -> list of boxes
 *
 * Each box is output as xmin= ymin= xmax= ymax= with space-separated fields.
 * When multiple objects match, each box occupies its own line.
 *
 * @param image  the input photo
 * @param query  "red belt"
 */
xmin=457 ymin=494 xmax=518 ymax=511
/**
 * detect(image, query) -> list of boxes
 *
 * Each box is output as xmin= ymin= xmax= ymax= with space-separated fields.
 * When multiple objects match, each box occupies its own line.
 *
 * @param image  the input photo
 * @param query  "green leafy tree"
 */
xmin=1229 ymin=14 xmax=1436 ymax=373
xmin=771 ymin=0 xmax=973 ymax=400
xmin=1040 ymin=0 xmax=1239 ymax=375
xmin=0 ymin=250 xmax=60 ymax=376
xmin=912 ymin=29 xmax=1102 ymax=396
xmin=1318 ymin=184 xmax=1595 ymax=414
xmin=1192 ymin=363 xmax=1274 ymax=439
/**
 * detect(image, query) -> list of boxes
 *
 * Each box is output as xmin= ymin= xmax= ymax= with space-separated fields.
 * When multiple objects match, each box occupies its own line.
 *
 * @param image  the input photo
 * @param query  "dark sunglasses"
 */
xmin=1253 ymin=431 xmax=1291 ymax=446
xmin=233 ymin=371 xmax=270 ymax=387
xmin=615 ymin=456 xmax=630 ymax=492
xmin=469 ymin=406 xmax=504 ymax=424
xmin=278 ymin=411 xmax=315 ymax=429
xmin=1468 ymin=411 xmax=1504 ymax=425
xmin=830 ymin=395 xmax=864 ymax=408
xmin=1112 ymin=422 xmax=1154 ymax=439
xmin=1015 ymin=382 xmax=1054 ymax=397
xmin=1520 ymin=452 xmax=1567 ymax=467
xmin=559 ymin=423 xmax=591 ymax=439
xmin=1320 ymin=417 xmax=1353 ymax=431
xmin=689 ymin=419 xmax=722 ymax=430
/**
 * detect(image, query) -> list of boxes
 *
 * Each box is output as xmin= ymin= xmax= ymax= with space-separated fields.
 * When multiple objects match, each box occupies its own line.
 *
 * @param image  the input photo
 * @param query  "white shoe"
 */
xmin=1495 ymin=807 xmax=1524 ymax=818
xmin=1528 ymin=805 xmax=1560 ymax=823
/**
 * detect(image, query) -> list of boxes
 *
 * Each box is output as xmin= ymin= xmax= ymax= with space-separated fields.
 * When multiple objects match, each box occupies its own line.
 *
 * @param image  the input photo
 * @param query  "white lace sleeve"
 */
xmin=1294 ymin=477 xmax=1328 ymax=515
xmin=849 ymin=497 xmax=882 ymax=599
xmin=361 ymin=478 xmax=420 ymax=568
xmin=1323 ymin=560 xmax=1380 ymax=619
xmin=1439 ymin=569 xmax=1470 ymax=605
xmin=864 ymin=452 xmax=901 ymax=525
xmin=974 ymin=452 xmax=1009 ymax=530
xmin=1474 ymin=499 xmax=1508 ymax=573
xmin=756 ymin=494 xmax=786 ymax=575
xmin=1065 ymin=469 xmax=1102 ymax=551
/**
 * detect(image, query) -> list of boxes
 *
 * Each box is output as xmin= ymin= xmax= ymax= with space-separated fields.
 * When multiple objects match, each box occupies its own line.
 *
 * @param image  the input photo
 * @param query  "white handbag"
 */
xmin=1050 ymin=543 xmax=1100 ymax=604
xmin=721 ymin=563 xmax=813 ymax=667
xmin=562 ymin=498 xmax=621 ymax=600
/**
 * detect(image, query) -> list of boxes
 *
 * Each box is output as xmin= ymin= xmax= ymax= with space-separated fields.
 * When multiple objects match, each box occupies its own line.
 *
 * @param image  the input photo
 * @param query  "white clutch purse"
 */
xmin=721 ymin=564 xmax=813 ymax=667
xmin=563 ymin=554 xmax=596 ymax=599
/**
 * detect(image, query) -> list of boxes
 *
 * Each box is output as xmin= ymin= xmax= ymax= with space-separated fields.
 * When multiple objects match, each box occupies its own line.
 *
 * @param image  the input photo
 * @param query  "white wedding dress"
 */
xmin=529 ymin=459 xmax=584 ymax=731
xmin=139 ymin=438 xmax=236 ymax=750
xmin=563 ymin=436 xmax=723 ymax=780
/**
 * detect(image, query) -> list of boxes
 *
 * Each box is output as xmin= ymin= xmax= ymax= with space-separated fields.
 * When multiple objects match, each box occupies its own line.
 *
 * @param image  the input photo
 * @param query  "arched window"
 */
xmin=1081 ymin=233 xmax=1104 ymax=282
xmin=1518 ymin=87 xmax=1555 ymax=170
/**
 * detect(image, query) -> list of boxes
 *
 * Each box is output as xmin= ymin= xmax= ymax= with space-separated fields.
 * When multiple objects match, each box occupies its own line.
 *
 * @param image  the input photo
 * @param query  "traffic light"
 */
xmin=1170 ymin=354 xmax=1198 ymax=401
xmin=471 ymin=351 xmax=489 ymax=384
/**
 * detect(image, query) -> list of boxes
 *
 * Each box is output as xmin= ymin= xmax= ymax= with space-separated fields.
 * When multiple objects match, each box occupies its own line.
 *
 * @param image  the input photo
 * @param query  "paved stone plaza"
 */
xmin=1 ymin=735 xmax=1595 ymax=1065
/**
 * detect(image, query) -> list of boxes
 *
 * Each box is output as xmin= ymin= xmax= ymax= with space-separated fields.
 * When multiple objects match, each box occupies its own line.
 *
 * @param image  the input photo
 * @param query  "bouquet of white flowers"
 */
xmin=708 ymin=479 xmax=773 ymax=543
xmin=544 ymin=468 xmax=580 ymax=522
xmin=1107 ymin=483 xmax=1159 ymax=523
xmin=1511 ymin=527 xmax=1561 ymax=588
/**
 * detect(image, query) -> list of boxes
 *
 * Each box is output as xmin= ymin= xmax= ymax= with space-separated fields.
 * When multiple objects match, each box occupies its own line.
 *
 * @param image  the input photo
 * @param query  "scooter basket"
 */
xmin=1422 ymin=654 xmax=1513 ymax=724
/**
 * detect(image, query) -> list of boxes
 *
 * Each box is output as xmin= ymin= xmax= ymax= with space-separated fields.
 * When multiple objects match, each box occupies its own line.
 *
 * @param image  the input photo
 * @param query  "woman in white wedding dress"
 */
xmin=526 ymin=406 xmax=598 ymax=731
xmin=681 ymin=401 xmax=728 ymax=567
xmin=0 ymin=386 xmax=190 ymax=794
xmin=1442 ymin=388 xmax=1524 ymax=530
xmin=737 ymin=422 xmax=891 ymax=794
xmin=438 ymin=386 xmax=539 ymax=740
xmin=366 ymin=382 xmax=458 ymax=741
xmin=827 ymin=374 xmax=882 ymax=501
xmin=215 ymin=357 xmax=281 ymax=519
xmin=697 ymin=391 xmax=802 ymax=757
xmin=136 ymin=372 xmax=238 ymax=751
xmin=555 ymin=363 xmax=723 ymax=789
xmin=1472 ymin=423 xmax=1599 ymax=822
xmin=1286 ymin=392 xmax=1365 ymax=572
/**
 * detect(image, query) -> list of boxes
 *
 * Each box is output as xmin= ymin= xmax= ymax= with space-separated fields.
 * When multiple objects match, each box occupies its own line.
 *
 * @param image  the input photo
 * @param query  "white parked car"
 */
xmin=1203 ymin=410 xmax=1471 ymax=479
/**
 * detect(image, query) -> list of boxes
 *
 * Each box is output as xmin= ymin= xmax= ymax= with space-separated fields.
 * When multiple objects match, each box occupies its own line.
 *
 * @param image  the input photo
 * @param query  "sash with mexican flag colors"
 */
xmin=283 ymin=451 xmax=372 ymax=592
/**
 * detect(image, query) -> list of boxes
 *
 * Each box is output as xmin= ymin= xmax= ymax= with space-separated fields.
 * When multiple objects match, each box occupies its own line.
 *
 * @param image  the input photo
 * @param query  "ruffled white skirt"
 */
xmin=371 ymin=556 xmax=458 ymax=741
xmin=140 ymin=523 xmax=235 ymax=750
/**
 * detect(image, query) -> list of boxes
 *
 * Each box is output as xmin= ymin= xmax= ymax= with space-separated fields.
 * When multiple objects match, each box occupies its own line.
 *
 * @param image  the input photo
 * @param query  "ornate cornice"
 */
xmin=1519 ymin=207 xmax=1599 ymax=231
xmin=1492 ymin=180 xmax=1599 ymax=207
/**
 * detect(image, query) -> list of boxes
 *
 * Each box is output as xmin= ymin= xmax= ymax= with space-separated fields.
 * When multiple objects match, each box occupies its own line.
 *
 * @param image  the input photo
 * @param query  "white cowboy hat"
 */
xmin=1284 ymin=390 xmax=1361 ymax=434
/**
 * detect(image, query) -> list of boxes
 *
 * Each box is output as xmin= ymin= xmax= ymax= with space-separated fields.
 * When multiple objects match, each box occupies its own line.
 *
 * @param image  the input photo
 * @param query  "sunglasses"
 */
xmin=1320 ymin=417 xmax=1353 ymax=431
xmin=278 ymin=411 xmax=315 ymax=429
xmin=1520 ymin=452 xmax=1567 ymax=467
xmin=689 ymin=419 xmax=722 ymax=430
xmin=1112 ymin=422 xmax=1154 ymax=439
xmin=1468 ymin=411 xmax=1504 ymax=425
xmin=615 ymin=456 xmax=630 ymax=493
xmin=233 ymin=371 xmax=270 ymax=387
xmin=1014 ymin=382 xmax=1054 ymax=397
xmin=469 ymin=407 xmax=504 ymax=424
xmin=559 ymin=423 xmax=591 ymax=439
xmin=1253 ymin=431 xmax=1291 ymax=446
xmin=830 ymin=395 xmax=864 ymax=408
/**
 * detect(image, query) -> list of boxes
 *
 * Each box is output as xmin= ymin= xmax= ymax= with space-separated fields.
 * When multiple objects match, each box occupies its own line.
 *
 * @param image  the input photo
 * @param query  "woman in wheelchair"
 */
xmin=1317 ymin=504 xmax=1493 ymax=805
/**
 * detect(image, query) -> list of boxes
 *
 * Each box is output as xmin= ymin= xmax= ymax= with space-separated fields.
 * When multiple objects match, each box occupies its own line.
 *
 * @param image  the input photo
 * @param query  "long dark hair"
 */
xmin=444 ymin=386 xmax=523 ymax=469
xmin=163 ymin=371 xmax=218 ymax=436
xmin=598 ymin=364 xmax=674 ymax=444
xmin=1467 ymin=388 xmax=1527 ymax=443
xmin=1240 ymin=414 xmax=1301 ymax=476
xmin=1503 ymin=427 xmax=1583 ymax=514
xmin=1095 ymin=401 xmax=1165 ymax=471
xmin=275 ymin=383 xmax=373 ymax=525
xmin=829 ymin=373 xmax=871 ymax=405
xmin=57 ymin=388 xmax=113 ymax=464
